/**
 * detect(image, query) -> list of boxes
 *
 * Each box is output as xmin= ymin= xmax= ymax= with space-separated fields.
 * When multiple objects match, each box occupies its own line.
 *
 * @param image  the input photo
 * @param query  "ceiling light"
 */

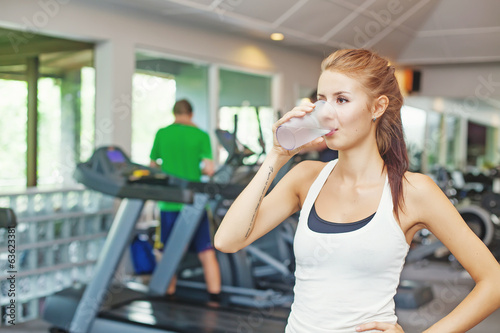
xmin=270 ymin=33 xmax=284 ymax=41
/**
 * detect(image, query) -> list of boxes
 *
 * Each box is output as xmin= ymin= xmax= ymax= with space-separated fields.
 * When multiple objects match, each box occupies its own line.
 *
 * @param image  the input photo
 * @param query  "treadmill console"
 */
xmin=75 ymin=146 xmax=193 ymax=203
xmin=75 ymin=146 xmax=243 ymax=203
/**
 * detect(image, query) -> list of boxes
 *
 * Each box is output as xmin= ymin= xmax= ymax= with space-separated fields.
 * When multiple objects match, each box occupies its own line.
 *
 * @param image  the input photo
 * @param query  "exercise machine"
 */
xmin=213 ymin=118 xmax=297 ymax=290
xmin=420 ymin=167 xmax=498 ymax=259
xmin=43 ymin=146 xmax=290 ymax=333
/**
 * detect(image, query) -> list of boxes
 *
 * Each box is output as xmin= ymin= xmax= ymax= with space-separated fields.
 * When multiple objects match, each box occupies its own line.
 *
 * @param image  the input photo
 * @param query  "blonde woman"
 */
xmin=215 ymin=49 xmax=500 ymax=333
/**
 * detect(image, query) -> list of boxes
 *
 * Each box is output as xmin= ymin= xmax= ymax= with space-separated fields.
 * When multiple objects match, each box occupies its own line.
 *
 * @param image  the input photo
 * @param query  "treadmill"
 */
xmin=43 ymin=146 xmax=290 ymax=333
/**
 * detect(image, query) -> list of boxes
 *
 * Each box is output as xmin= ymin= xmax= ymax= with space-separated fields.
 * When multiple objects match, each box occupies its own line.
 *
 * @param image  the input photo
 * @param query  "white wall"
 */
xmin=415 ymin=63 xmax=500 ymax=126
xmin=1 ymin=0 xmax=324 ymax=152
xmin=418 ymin=63 xmax=500 ymax=99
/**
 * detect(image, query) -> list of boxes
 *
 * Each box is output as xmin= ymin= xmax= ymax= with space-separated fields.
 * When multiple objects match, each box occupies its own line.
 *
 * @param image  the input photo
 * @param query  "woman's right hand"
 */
xmin=271 ymin=102 xmax=325 ymax=157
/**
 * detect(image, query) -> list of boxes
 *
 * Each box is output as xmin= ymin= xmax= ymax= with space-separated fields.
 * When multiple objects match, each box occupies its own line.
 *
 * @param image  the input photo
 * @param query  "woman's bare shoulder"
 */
xmin=281 ymin=160 xmax=328 ymax=194
xmin=295 ymin=159 xmax=327 ymax=170
xmin=399 ymin=171 xmax=449 ymax=231
xmin=402 ymin=171 xmax=448 ymax=212
xmin=403 ymin=171 xmax=440 ymax=194
xmin=290 ymin=160 xmax=328 ymax=180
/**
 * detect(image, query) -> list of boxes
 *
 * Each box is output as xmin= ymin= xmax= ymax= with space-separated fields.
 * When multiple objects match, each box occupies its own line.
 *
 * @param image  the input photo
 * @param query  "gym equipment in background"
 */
xmin=43 ymin=146 xmax=290 ymax=333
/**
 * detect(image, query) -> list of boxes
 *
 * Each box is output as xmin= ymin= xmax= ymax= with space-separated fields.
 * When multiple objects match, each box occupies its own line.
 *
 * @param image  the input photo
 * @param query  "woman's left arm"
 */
xmin=413 ymin=174 xmax=500 ymax=332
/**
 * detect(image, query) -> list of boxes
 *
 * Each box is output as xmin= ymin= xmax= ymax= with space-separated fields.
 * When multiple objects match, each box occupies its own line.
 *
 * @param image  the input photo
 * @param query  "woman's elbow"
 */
xmin=214 ymin=234 xmax=240 ymax=253
xmin=479 ymin=266 xmax=500 ymax=307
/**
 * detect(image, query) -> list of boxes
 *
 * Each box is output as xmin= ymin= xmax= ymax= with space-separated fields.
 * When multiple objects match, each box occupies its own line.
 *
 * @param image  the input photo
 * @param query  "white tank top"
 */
xmin=286 ymin=160 xmax=410 ymax=333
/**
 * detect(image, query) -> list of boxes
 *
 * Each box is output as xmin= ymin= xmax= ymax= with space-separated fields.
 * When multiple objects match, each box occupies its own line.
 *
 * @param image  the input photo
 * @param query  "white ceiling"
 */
xmin=97 ymin=0 xmax=500 ymax=66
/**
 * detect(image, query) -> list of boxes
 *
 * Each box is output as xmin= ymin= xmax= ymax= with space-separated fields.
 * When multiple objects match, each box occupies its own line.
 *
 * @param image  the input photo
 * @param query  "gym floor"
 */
xmin=4 ymin=260 xmax=500 ymax=333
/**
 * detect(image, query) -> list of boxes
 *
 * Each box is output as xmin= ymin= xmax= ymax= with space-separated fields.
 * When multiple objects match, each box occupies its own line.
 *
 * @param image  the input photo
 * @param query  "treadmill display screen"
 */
xmin=107 ymin=150 xmax=126 ymax=163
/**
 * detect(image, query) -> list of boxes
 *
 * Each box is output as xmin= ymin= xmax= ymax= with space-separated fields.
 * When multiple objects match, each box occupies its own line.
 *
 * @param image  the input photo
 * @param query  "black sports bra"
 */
xmin=308 ymin=203 xmax=375 ymax=233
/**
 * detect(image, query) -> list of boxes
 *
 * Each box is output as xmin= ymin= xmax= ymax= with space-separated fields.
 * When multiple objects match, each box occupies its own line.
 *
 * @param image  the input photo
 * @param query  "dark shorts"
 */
xmin=159 ymin=210 xmax=213 ymax=253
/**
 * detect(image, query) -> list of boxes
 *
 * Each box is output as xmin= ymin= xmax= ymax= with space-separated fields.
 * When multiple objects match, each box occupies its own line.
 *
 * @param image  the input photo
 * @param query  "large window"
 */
xmin=132 ymin=53 xmax=210 ymax=166
xmin=403 ymin=96 xmax=500 ymax=173
xmin=37 ymin=78 xmax=62 ymax=186
xmin=131 ymin=54 xmax=276 ymax=170
xmin=402 ymin=106 xmax=462 ymax=173
xmin=0 ymin=79 xmax=28 ymax=189
xmin=217 ymin=69 xmax=274 ymax=165
xmin=445 ymin=115 xmax=460 ymax=169
xmin=401 ymin=105 xmax=427 ymax=172
xmin=425 ymin=111 xmax=442 ymax=169
xmin=35 ymin=68 xmax=96 ymax=187
xmin=218 ymin=106 xmax=274 ymax=165
xmin=131 ymin=73 xmax=176 ymax=165
xmin=0 ymin=27 xmax=94 ymax=190
xmin=80 ymin=67 xmax=96 ymax=162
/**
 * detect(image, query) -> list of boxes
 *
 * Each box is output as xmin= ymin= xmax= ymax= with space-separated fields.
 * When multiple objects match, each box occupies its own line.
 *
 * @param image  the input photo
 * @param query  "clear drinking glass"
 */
xmin=276 ymin=100 xmax=336 ymax=150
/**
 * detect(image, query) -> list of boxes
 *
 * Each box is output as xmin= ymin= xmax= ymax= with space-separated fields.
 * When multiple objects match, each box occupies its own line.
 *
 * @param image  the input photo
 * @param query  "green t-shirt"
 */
xmin=150 ymin=123 xmax=212 ymax=211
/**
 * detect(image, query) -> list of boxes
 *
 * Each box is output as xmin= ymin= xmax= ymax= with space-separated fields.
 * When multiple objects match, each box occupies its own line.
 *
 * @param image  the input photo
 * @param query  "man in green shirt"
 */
xmin=150 ymin=99 xmax=220 ymax=300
